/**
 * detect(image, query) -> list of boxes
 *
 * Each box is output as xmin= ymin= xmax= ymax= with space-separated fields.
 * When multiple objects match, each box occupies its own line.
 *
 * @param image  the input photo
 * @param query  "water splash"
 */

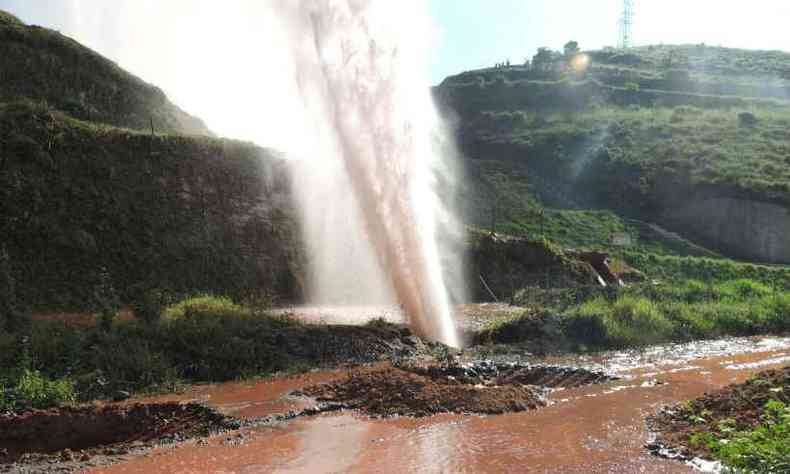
xmin=32 ymin=0 xmax=462 ymax=346
xmin=281 ymin=0 xmax=462 ymax=347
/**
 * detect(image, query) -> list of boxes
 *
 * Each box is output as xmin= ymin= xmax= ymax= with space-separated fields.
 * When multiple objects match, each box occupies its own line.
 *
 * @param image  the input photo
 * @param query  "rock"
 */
xmin=112 ymin=390 xmax=132 ymax=402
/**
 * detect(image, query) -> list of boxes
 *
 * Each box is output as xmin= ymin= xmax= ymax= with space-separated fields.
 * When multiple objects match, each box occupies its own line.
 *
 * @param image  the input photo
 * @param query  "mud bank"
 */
xmin=0 ymin=403 xmax=236 ymax=473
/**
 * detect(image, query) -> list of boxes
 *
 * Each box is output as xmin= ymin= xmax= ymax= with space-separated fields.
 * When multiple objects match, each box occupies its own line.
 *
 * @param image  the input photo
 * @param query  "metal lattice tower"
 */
xmin=618 ymin=0 xmax=634 ymax=49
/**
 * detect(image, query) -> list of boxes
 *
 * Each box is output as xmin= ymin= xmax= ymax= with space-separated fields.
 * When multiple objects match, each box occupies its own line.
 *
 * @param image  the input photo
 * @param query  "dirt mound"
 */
xmin=302 ymin=362 xmax=616 ymax=417
xmin=0 ymin=402 xmax=236 ymax=467
xmin=409 ymin=362 xmax=617 ymax=389
xmin=303 ymin=367 xmax=545 ymax=417
xmin=648 ymin=366 xmax=790 ymax=460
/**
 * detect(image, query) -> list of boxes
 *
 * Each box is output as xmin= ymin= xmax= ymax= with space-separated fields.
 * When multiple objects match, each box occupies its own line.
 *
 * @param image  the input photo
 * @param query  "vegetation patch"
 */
xmin=0 ymin=101 xmax=301 ymax=312
xmin=649 ymin=366 xmax=790 ymax=473
xmin=473 ymin=278 xmax=790 ymax=351
xmin=0 ymin=297 xmax=431 ymax=409
xmin=0 ymin=12 xmax=209 ymax=134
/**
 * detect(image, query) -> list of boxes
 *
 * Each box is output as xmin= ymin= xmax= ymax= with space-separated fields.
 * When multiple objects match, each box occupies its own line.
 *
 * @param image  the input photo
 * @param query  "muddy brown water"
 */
xmin=85 ymin=335 xmax=790 ymax=474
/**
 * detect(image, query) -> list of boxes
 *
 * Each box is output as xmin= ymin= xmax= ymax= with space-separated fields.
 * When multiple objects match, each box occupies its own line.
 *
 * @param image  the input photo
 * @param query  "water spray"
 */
xmin=282 ymin=0 xmax=462 ymax=347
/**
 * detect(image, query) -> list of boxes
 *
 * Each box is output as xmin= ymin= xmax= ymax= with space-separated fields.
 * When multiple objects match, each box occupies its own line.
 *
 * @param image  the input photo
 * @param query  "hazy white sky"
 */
xmin=429 ymin=0 xmax=790 ymax=81
xmin=1 ymin=0 xmax=788 ymax=143
xmin=3 ymin=1 xmax=790 ymax=84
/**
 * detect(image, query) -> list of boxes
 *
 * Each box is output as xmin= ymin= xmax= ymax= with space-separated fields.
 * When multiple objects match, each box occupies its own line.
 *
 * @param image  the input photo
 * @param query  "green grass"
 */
xmin=476 ymin=277 xmax=790 ymax=350
xmin=568 ymin=295 xmax=673 ymax=347
xmin=0 ymin=361 xmax=76 ymax=411
xmin=470 ymin=105 xmax=790 ymax=207
xmin=691 ymin=400 xmax=790 ymax=473
xmin=162 ymin=295 xmax=249 ymax=321
xmin=622 ymin=253 xmax=790 ymax=290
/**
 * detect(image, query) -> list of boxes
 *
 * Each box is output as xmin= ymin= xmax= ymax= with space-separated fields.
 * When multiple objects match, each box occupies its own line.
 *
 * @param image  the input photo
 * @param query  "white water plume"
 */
xmin=49 ymin=0 xmax=463 ymax=346
xmin=280 ymin=0 xmax=462 ymax=347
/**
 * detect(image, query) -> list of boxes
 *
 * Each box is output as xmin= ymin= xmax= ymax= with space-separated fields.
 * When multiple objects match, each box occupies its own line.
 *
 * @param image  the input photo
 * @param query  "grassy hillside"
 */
xmin=0 ymin=100 xmax=301 ymax=311
xmin=0 ymin=10 xmax=210 ymax=135
xmin=440 ymin=43 xmax=790 ymax=265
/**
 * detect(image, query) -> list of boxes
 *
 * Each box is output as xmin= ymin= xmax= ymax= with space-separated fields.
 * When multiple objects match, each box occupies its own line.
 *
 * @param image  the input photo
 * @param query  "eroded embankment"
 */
xmin=0 ymin=403 xmax=236 ymax=472
xmin=649 ymin=365 xmax=790 ymax=461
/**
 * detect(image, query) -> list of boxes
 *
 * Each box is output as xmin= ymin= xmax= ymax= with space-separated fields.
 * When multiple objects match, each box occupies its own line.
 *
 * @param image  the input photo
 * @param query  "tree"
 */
xmin=564 ymin=41 xmax=580 ymax=58
xmin=532 ymin=47 xmax=557 ymax=73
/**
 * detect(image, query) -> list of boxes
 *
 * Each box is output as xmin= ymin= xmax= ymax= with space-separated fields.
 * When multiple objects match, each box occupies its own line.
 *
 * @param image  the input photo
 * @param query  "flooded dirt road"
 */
xmin=88 ymin=335 xmax=790 ymax=474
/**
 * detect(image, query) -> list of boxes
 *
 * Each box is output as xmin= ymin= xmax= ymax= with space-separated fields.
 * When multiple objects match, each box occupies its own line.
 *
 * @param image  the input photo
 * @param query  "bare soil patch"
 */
xmin=648 ymin=366 xmax=790 ymax=460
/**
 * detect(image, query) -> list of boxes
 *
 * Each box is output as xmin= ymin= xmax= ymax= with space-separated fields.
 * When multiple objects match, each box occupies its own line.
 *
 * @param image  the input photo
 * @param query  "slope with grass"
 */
xmin=440 ymin=44 xmax=790 ymax=264
xmin=0 ymin=10 xmax=209 ymax=135
xmin=0 ymin=100 xmax=302 ymax=312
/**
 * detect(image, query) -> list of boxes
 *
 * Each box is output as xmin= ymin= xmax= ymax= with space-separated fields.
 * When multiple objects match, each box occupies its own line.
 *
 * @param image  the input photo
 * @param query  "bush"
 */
xmin=13 ymin=369 xmax=76 ymax=409
xmin=567 ymin=295 xmax=673 ymax=347
xmin=131 ymin=288 xmax=170 ymax=323
xmin=714 ymin=279 xmax=773 ymax=300
xmin=162 ymin=295 xmax=249 ymax=321
xmin=765 ymin=293 xmax=790 ymax=331
xmin=663 ymin=302 xmax=717 ymax=340
xmin=605 ymin=296 xmax=674 ymax=346
xmin=563 ymin=310 xmax=610 ymax=348
xmin=738 ymin=111 xmax=759 ymax=127
xmin=623 ymin=82 xmax=640 ymax=92
xmin=84 ymin=326 xmax=175 ymax=395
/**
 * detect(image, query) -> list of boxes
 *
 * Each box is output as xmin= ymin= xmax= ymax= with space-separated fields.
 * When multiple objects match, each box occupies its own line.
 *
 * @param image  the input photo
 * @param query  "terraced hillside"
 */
xmin=439 ymin=44 xmax=790 ymax=264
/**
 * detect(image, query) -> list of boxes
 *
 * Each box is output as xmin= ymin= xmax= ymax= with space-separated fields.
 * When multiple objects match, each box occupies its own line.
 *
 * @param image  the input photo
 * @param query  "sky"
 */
xmin=3 ymin=0 xmax=790 ymax=85
xmin=1 ymin=0 xmax=789 ymax=143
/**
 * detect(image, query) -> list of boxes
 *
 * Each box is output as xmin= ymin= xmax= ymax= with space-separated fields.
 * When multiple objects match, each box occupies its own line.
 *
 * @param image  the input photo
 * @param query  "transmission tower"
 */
xmin=618 ymin=0 xmax=634 ymax=49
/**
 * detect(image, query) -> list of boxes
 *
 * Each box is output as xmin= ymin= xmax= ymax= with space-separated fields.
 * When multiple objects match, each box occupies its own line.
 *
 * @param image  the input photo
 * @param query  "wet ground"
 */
xmin=276 ymin=303 xmax=524 ymax=332
xmin=70 ymin=334 xmax=790 ymax=474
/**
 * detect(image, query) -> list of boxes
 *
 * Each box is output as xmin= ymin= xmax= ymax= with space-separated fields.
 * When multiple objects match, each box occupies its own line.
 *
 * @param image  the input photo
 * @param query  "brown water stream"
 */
xmin=89 ymin=336 xmax=790 ymax=474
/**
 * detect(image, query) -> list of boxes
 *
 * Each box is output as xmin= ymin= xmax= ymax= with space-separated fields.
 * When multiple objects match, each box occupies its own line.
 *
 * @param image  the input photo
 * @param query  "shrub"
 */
xmin=662 ymin=302 xmax=717 ymax=340
xmin=13 ymin=369 xmax=76 ymax=409
xmin=714 ymin=279 xmax=773 ymax=300
xmin=131 ymin=288 xmax=170 ymax=323
xmin=701 ymin=301 xmax=770 ymax=336
xmin=623 ymin=82 xmax=640 ymax=92
xmin=765 ymin=293 xmax=790 ymax=331
xmin=162 ymin=295 xmax=249 ymax=321
xmin=92 ymin=266 xmax=120 ymax=331
xmin=605 ymin=296 xmax=673 ymax=346
xmin=84 ymin=326 xmax=175 ymax=395
xmin=567 ymin=295 xmax=673 ymax=347
xmin=563 ymin=306 xmax=610 ymax=348
xmin=738 ymin=111 xmax=759 ymax=127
